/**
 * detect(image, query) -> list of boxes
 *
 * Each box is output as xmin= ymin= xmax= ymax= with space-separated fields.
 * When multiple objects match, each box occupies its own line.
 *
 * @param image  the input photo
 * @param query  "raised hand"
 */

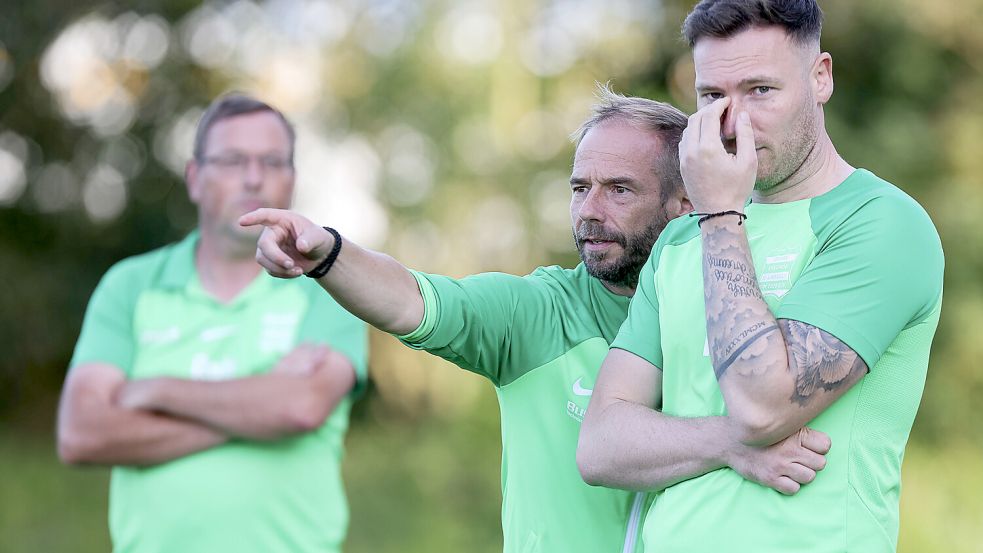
xmin=239 ymin=208 xmax=335 ymax=278
xmin=678 ymin=97 xmax=758 ymax=213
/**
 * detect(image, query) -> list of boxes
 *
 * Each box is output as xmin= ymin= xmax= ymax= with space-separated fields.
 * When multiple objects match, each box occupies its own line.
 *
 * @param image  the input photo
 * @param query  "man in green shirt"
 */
xmin=578 ymin=2 xmax=944 ymax=552
xmin=242 ymin=86 xmax=830 ymax=553
xmin=57 ymin=94 xmax=368 ymax=553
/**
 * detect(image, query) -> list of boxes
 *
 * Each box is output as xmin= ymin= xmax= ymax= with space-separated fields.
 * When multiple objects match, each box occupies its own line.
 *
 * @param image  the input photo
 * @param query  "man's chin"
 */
xmin=225 ymin=225 xmax=262 ymax=247
xmin=582 ymin=257 xmax=619 ymax=278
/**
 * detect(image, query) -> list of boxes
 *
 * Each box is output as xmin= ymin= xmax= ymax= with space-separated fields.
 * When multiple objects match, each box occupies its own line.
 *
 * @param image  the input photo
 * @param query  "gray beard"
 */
xmin=574 ymin=215 xmax=667 ymax=290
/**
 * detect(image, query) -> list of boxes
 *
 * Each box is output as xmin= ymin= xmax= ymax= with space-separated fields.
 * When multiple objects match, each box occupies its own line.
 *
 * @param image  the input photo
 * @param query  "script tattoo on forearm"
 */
xmin=707 ymin=256 xmax=764 ymax=300
xmin=779 ymin=319 xmax=868 ymax=406
xmin=701 ymin=223 xmax=868 ymax=409
xmin=701 ymin=223 xmax=780 ymax=380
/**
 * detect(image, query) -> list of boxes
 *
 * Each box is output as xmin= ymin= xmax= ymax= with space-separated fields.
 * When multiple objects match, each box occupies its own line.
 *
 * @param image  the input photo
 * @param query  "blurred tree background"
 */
xmin=1 ymin=0 xmax=980 ymax=551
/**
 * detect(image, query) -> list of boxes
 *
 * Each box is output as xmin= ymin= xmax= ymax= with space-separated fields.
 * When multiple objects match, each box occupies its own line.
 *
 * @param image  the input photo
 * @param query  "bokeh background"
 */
xmin=1 ymin=0 xmax=981 ymax=551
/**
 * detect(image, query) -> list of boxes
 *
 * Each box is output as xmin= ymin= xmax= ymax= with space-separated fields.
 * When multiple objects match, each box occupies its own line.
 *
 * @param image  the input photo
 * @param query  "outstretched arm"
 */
xmin=239 ymin=208 xmax=423 ymax=335
xmin=679 ymin=98 xmax=867 ymax=447
xmin=577 ymin=348 xmax=830 ymax=495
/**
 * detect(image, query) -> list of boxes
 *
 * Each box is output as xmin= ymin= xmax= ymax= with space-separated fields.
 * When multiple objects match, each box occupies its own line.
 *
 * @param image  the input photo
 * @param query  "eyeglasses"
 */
xmin=200 ymin=153 xmax=293 ymax=174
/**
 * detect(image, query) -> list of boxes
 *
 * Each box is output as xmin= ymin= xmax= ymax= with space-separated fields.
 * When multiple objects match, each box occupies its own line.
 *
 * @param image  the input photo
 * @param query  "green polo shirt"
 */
xmin=400 ymin=264 xmax=649 ymax=553
xmin=71 ymin=232 xmax=368 ymax=553
xmin=613 ymin=169 xmax=944 ymax=552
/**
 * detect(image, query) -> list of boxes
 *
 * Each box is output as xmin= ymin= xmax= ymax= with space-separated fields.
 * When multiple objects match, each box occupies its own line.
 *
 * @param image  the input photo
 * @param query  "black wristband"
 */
xmin=689 ymin=210 xmax=747 ymax=227
xmin=304 ymin=227 xmax=343 ymax=278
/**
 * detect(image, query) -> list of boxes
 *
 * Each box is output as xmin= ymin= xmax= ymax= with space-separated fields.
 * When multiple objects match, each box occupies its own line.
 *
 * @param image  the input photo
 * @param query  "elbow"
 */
xmin=575 ymin=430 xmax=607 ymax=487
xmin=284 ymin=399 xmax=331 ymax=433
xmin=57 ymin=428 xmax=98 ymax=466
xmin=57 ymin=438 xmax=81 ymax=465
xmin=576 ymin=450 xmax=603 ymax=487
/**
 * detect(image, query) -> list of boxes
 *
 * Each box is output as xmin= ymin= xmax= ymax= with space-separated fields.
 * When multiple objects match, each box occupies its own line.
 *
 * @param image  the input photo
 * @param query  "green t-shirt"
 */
xmin=70 ymin=232 xmax=368 ymax=553
xmin=612 ymin=169 xmax=944 ymax=553
xmin=400 ymin=264 xmax=649 ymax=553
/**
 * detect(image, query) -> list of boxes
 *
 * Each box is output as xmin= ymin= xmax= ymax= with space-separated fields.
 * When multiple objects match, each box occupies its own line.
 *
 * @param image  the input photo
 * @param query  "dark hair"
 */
xmin=193 ymin=93 xmax=296 ymax=163
xmin=682 ymin=0 xmax=823 ymax=47
xmin=572 ymin=83 xmax=688 ymax=204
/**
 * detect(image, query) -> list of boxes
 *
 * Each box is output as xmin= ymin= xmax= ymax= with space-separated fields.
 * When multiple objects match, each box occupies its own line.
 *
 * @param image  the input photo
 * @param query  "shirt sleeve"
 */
xmin=610 ymin=247 xmax=664 ymax=370
xmin=397 ymin=270 xmax=558 ymax=387
xmin=297 ymin=281 xmax=370 ymax=398
xmin=775 ymin=195 xmax=944 ymax=370
xmin=70 ymin=261 xmax=141 ymax=374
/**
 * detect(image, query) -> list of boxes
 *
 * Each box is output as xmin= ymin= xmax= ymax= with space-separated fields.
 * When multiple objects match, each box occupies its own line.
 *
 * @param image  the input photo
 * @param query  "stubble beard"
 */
xmin=754 ymin=104 xmax=821 ymax=192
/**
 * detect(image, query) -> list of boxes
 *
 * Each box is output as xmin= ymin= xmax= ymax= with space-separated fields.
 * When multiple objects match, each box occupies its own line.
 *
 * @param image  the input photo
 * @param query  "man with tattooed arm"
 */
xmin=577 ymin=1 xmax=944 ymax=552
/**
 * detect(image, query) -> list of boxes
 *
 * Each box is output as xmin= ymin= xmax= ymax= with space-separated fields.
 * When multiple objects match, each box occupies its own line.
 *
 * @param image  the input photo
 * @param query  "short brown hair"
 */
xmin=193 ymin=93 xmax=296 ymax=163
xmin=682 ymin=0 xmax=823 ymax=47
xmin=572 ymin=83 xmax=688 ymax=203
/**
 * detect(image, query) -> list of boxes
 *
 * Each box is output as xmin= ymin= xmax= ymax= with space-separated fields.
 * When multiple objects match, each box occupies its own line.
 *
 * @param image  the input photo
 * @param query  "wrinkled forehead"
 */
xmin=574 ymin=119 xmax=663 ymax=161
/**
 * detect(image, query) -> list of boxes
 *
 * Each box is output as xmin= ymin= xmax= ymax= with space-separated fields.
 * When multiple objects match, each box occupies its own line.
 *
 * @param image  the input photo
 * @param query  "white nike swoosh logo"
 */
xmin=572 ymin=377 xmax=593 ymax=397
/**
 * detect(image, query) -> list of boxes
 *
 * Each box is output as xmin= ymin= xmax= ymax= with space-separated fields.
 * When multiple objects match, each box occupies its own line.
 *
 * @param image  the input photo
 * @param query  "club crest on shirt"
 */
xmin=759 ymin=250 xmax=800 ymax=299
xmin=260 ymin=312 xmax=300 ymax=353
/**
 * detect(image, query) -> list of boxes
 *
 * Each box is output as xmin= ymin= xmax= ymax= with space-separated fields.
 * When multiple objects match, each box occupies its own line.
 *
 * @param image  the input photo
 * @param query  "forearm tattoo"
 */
xmin=702 ymin=224 xmax=778 ymax=380
xmin=701 ymin=223 xmax=867 ymax=406
xmin=780 ymin=319 xmax=868 ymax=406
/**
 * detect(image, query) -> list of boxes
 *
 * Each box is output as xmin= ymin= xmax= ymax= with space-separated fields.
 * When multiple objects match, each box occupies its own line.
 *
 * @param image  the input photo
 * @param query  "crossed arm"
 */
xmin=577 ymin=349 xmax=830 ymax=495
xmin=681 ymin=98 xmax=867 ymax=447
xmin=700 ymin=219 xmax=867 ymax=446
xmin=57 ymin=344 xmax=354 ymax=467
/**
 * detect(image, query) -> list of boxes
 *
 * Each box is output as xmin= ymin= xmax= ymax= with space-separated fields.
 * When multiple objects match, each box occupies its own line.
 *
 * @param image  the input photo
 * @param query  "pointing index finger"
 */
xmin=239 ymin=208 xmax=285 ymax=228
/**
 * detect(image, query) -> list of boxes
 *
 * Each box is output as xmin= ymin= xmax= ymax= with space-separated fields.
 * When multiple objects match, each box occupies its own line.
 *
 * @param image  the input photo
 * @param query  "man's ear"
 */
xmin=813 ymin=52 xmax=834 ymax=105
xmin=666 ymin=192 xmax=694 ymax=220
xmin=679 ymin=194 xmax=693 ymax=216
xmin=186 ymin=160 xmax=202 ymax=204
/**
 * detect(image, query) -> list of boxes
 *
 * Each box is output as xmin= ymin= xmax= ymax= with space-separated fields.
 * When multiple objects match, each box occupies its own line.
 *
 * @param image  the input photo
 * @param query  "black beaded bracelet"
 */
xmin=689 ymin=210 xmax=747 ymax=227
xmin=304 ymin=227 xmax=343 ymax=278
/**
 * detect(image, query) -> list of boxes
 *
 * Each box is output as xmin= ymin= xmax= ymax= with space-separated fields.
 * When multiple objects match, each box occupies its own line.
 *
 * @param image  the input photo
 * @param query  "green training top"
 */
xmin=400 ymin=264 xmax=649 ymax=553
xmin=71 ymin=232 xmax=368 ymax=553
xmin=612 ymin=169 xmax=944 ymax=553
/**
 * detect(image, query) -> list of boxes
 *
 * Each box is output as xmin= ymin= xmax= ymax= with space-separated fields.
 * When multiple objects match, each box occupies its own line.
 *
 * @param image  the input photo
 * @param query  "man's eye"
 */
xmin=702 ymin=92 xmax=723 ymax=101
xmin=216 ymin=155 xmax=247 ymax=167
xmin=613 ymin=186 xmax=628 ymax=194
xmin=260 ymin=156 xmax=291 ymax=170
xmin=753 ymin=86 xmax=772 ymax=95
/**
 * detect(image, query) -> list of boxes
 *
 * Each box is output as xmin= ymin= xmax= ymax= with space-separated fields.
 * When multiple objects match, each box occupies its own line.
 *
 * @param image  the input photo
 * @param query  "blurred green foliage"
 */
xmin=1 ymin=0 xmax=981 ymax=551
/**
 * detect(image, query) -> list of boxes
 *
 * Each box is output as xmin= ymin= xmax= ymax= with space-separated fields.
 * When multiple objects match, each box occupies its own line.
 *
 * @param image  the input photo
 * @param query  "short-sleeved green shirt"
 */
xmin=612 ymin=170 xmax=944 ymax=553
xmin=71 ymin=232 xmax=368 ymax=553
xmin=400 ymin=264 xmax=649 ymax=553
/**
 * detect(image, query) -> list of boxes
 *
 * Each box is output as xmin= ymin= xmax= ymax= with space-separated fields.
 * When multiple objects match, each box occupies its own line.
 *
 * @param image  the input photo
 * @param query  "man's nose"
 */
xmin=242 ymin=158 xmax=264 ymax=190
xmin=578 ymin=187 xmax=605 ymax=222
xmin=720 ymin=99 xmax=741 ymax=141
